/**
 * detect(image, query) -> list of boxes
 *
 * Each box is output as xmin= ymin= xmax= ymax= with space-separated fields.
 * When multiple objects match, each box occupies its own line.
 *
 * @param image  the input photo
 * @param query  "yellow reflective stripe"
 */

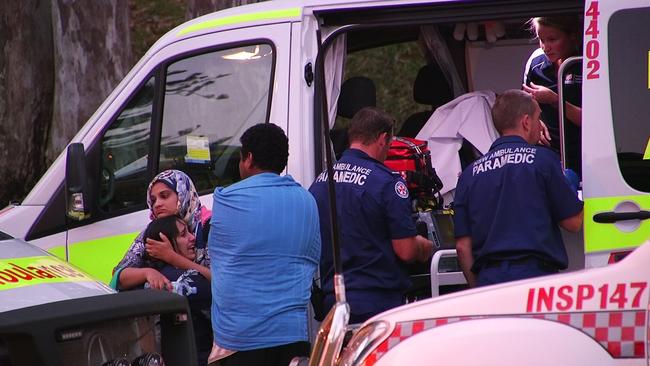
xmin=48 ymin=245 xmax=66 ymax=261
xmin=178 ymin=7 xmax=301 ymax=36
xmin=643 ymin=137 xmax=650 ymax=160
xmin=47 ymin=232 xmax=139 ymax=284
xmin=0 ymin=256 xmax=94 ymax=290
xmin=584 ymin=195 xmax=650 ymax=253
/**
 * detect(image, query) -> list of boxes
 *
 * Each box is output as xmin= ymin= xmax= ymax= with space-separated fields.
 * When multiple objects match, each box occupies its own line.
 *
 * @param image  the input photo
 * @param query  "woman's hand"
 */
xmin=538 ymin=120 xmax=551 ymax=146
xmin=144 ymin=268 xmax=172 ymax=291
xmin=523 ymin=82 xmax=559 ymax=105
xmin=145 ymin=233 xmax=176 ymax=263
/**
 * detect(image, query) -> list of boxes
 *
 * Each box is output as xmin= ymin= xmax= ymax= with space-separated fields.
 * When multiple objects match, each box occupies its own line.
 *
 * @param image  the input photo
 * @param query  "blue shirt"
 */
xmin=309 ymin=149 xmax=416 ymax=316
xmin=209 ymin=173 xmax=321 ymax=351
xmin=453 ymin=136 xmax=583 ymax=270
xmin=524 ymin=49 xmax=582 ymax=175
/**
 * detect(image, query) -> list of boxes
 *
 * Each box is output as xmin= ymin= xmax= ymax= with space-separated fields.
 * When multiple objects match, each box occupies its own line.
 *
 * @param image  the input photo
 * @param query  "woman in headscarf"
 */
xmin=109 ymin=169 xmax=211 ymax=290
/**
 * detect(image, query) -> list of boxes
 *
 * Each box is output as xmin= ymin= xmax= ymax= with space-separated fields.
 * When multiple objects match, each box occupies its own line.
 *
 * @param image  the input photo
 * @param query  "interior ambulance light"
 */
xmin=222 ymin=45 xmax=261 ymax=60
xmin=453 ymin=21 xmax=505 ymax=43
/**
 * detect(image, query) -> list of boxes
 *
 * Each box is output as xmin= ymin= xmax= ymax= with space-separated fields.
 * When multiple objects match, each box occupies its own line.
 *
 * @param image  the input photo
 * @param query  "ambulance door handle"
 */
xmin=593 ymin=210 xmax=650 ymax=223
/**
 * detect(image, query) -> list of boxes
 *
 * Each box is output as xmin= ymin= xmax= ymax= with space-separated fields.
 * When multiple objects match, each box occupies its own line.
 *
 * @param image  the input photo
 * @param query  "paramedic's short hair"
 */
xmin=348 ymin=107 xmax=395 ymax=145
xmin=491 ymin=90 xmax=537 ymax=134
xmin=240 ymin=123 xmax=289 ymax=174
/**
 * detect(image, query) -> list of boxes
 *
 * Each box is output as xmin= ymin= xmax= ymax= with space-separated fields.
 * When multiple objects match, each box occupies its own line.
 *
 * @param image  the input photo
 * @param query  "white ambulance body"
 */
xmin=337 ymin=242 xmax=650 ymax=365
xmin=0 ymin=0 xmax=646 ymax=321
xmin=0 ymin=0 xmax=647 ymax=363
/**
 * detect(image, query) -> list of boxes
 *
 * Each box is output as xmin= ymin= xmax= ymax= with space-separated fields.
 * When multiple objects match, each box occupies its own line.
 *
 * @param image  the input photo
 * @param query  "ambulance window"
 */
xmin=98 ymin=77 xmax=154 ymax=212
xmin=609 ymin=8 xmax=650 ymax=192
xmin=160 ymin=43 xmax=274 ymax=192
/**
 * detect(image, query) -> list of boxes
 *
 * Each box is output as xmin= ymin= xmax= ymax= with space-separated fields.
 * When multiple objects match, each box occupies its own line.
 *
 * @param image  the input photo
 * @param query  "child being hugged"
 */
xmin=142 ymin=215 xmax=212 ymax=366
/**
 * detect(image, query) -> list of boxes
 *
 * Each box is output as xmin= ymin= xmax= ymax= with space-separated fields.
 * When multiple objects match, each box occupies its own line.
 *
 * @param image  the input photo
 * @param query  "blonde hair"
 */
xmin=528 ymin=15 xmax=582 ymax=38
xmin=528 ymin=15 xmax=582 ymax=54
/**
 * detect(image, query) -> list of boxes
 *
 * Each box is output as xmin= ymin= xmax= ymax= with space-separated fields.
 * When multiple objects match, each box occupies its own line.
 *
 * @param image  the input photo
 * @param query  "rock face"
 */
xmin=0 ymin=0 xmax=132 ymax=205
xmin=0 ymin=0 xmax=54 ymax=204
xmin=49 ymin=0 xmax=132 ymax=162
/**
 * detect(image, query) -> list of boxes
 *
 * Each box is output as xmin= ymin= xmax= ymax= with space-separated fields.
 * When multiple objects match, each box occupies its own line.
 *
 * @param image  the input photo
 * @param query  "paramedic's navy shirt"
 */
xmin=309 ymin=148 xmax=416 ymax=316
xmin=453 ymin=136 xmax=583 ymax=271
xmin=524 ymin=49 xmax=582 ymax=175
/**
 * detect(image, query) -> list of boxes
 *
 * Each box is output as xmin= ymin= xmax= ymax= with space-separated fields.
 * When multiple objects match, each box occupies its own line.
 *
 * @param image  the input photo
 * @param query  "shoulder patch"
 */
xmin=394 ymin=181 xmax=409 ymax=199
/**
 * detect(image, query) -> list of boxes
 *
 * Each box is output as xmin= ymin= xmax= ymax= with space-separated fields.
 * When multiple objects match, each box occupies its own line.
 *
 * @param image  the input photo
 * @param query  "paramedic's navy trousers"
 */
xmin=477 ymin=259 xmax=558 ymax=287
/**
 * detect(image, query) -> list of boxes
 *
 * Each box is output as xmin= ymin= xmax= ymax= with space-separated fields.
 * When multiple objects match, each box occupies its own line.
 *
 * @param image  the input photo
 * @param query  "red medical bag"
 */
xmin=384 ymin=137 xmax=443 ymax=200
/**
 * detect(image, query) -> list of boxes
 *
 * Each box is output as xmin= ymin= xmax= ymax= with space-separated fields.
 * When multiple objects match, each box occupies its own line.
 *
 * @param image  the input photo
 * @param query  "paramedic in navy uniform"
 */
xmin=309 ymin=106 xmax=433 ymax=323
xmin=454 ymin=90 xmax=583 ymax=288
xmin=523 ymin=16 xmax=582 ymax=176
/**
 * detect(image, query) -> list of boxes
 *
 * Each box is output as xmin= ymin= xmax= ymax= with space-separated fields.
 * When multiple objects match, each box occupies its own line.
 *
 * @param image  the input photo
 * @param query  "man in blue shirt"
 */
xmin=310 ymin=107 xmax=433 ymax=323
xmin=209 ymin=123 xmax=321 ymax=366
xmin=454 ymin=90 xmax=583 ymax=287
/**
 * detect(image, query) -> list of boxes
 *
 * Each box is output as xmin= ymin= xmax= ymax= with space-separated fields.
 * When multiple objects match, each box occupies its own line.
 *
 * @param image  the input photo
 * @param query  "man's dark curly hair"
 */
xmin=240 ymin=123 xmax=289 ymax=174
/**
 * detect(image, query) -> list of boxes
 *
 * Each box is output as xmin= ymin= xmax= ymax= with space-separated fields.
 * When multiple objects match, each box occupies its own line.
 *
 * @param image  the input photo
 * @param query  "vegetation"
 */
xmin=130 ymin=0 xmax=186 ymax=60
xmin=345 ymin=42 xmax=424 ymax=130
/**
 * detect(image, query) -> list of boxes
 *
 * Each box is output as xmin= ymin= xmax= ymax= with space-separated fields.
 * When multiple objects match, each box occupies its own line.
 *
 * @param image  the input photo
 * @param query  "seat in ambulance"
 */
xmin=399 ymin=63 xmax=453 ymax=138
xmin=330 ymin=76 xmax=377 ymax=158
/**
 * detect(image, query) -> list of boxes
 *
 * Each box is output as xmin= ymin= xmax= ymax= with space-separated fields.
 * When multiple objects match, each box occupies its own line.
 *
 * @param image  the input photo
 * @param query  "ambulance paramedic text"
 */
xmin=310 ymin=107 xmax=434 ymax=323
xmin=454 ymin=90 xmax=583 ymax=287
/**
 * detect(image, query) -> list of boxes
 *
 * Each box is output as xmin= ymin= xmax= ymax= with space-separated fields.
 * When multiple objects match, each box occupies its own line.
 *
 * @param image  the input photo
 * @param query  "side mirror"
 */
xmin=65 ymin=143 xmax=91 ymax=221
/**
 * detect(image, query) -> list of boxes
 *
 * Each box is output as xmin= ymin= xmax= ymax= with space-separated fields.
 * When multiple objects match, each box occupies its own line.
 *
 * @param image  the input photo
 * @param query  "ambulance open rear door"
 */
xmin=577 ymin=0 xmax=650 ymax=268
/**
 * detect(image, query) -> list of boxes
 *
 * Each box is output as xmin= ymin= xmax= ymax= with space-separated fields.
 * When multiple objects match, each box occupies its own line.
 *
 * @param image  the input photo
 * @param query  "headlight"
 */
xmin=338 ymin=321 xmax=390 ymax=366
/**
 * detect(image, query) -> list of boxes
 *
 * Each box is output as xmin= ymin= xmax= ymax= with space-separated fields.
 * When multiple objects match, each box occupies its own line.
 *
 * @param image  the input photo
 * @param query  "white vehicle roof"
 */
xmin=152 ymin=0 xmax=449 ymax=54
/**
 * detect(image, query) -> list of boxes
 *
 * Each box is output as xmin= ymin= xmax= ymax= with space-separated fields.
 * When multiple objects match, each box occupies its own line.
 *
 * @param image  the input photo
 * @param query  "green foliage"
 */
xmin=345 ymin=42 xmax=426 ymax=130
xmin=130 ymin=0 xmax=186 ymax=60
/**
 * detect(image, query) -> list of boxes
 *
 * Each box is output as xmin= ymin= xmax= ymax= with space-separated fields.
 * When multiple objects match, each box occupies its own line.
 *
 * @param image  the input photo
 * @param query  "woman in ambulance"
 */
xmin=109 ymin=169 xmax=211 ymax=290
xmin=522 ymin=15 xmax=583 ymax=178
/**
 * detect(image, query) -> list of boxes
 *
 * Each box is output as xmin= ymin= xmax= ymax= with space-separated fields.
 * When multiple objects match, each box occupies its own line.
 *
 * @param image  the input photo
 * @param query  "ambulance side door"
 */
xmin=58 ymin=23 xmax=291 ymax=283
xmin=581 ymin=0 xmax=650 ymax=268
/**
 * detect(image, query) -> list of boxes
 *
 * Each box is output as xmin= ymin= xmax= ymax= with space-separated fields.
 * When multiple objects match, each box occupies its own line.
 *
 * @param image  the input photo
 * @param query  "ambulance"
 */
xmin=0 ymin=0 xmax=647 ymax=361
xmin=0 ymin=231 xmax=196 ymax=366
xmin=1 ymin=0 xmax=646 ymax=284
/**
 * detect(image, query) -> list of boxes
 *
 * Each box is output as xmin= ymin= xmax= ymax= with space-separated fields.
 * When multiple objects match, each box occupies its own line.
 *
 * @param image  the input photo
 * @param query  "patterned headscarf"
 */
xmin=146 ymin=170 xmax=202 ymax=233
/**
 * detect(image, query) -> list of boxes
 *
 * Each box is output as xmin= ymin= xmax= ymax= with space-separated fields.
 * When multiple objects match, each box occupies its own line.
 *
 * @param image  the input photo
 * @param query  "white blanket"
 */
xmin=416 ymin=90 xmax=499 ymax=203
